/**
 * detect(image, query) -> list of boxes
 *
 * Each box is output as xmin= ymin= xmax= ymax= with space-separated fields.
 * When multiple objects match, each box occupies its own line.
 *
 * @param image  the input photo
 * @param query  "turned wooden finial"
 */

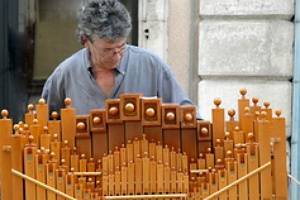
xmin=28 ymin=135 xmax=34 ymax=144
xmin=252 ymin=97 xmax=259 ymax=106
xmin=263 ymin=101 xmax=270 ymax=109
xmin=216 ymin=139 xmax=222 ymax=146
xmin=14 ymin=124 xmax=20 ymax=132
xmin=43 ymin=126 xmax=48 ymax=134
xmin=77 ymin=122 xmax=86 ymax=130
xmin=255 ymin=111 xmax=260 ymax=118
xmin=23 ymin=124 xmax=29 ymax=131
xmin=38 ymin=98 xmax=46 ymax=105
xmin=93 ymin=116 xmax=101 ymax=124
xmin=184 ymin=112 xmax=193 ymax=122
xmin=239 ymin=88 xmax=247 ymax=98
xmin=1 ymin=109 xmax=9 ymax=119
xmin=108 ymin=106 xmax=118 ymax=116
xmin=247 ymin=132 xmax=254 ymax=142
xmin=166 ymin=112 xmax=175 ymax=121
xmin=33 ymin=118 xmax=38 ymax=124
xmin=124 ymin=102 xmax=135 ymax=112
xmin=225 ymin=131 xmax=231 ymax=139
xmin=61 ymin=159 xmax=66 ymax=166
xmin=51 ymin=111 xmax=59 ymax=120
xmin=275 ymin=110 xmax=282 ymax=117
xmin=214 ymin=98 xmax=222 ymax=108
xmin=227 ymin=109 xmax=236 ymax=119
xmin=64 ymin=98 xmax=72 ymax=107
xmin=27 ymin=104 xmax=34 ymax=112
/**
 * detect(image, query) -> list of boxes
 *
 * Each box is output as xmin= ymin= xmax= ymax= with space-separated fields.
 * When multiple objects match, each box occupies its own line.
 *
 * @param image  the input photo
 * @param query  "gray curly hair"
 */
xmin=77 ymin=0 xmax=132 ymax=43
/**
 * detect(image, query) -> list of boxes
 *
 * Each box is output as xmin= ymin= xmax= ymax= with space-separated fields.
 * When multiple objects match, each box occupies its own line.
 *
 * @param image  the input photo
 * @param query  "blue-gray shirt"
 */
xmin=42 ymin=45 xmax=192 ymax=114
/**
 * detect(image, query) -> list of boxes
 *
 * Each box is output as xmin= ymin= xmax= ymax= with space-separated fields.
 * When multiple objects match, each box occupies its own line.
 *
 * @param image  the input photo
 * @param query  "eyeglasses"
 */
xmin=89 ymin=38 xmax=127 ymax=57
xmin=101 ymin=42 xmax=127 ymax=55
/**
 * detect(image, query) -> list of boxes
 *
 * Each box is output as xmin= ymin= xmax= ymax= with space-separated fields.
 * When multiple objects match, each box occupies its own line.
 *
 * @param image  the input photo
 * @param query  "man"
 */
xmin=42 ymin=0 xmax=192 ymax=114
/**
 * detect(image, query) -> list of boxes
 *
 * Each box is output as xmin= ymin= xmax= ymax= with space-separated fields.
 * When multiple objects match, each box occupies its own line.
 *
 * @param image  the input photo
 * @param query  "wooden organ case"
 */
xmin=0 ymin=89 xmax=288 ymax=200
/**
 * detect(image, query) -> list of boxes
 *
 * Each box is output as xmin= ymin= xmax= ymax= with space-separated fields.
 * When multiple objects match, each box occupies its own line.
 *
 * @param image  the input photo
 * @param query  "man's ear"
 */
xmin=81 ymin=35 xmax=89 ymax=47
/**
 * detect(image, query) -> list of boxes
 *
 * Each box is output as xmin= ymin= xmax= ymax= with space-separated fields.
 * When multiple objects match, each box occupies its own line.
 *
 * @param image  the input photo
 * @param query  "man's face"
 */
xmin=86 ymin=37 xmax=127 ymax=70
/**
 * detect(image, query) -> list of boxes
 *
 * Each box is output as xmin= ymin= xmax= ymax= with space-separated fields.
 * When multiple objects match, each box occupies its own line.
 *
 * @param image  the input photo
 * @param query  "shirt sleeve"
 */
xmin=157 ymin=62 xmax=192 ymax=105
xmin=41 ymin=69 xmax=65 ymax=114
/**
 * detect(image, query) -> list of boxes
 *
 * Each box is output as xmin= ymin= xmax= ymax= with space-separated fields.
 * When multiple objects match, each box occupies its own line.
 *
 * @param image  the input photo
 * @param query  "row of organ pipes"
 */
xmin=0 ymin=89 xmax=288 ymax=200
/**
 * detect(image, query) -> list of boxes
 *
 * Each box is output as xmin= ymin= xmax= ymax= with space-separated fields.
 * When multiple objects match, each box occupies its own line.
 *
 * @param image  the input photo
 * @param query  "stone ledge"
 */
xmin=199 ymin=0 xmax=294 ymax=19
xmin=198 ymin=20 xmax=294 ymax=77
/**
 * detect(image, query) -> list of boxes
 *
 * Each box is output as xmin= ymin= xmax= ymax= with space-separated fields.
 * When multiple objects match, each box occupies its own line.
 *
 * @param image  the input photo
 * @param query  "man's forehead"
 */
xmin=92 ymin=36 xmax=126 ymax=45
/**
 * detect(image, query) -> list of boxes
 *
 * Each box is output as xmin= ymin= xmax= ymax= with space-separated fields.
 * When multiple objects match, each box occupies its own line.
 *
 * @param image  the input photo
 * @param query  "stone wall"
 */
xmin=197 ymin=0 xmax=294 ymax=171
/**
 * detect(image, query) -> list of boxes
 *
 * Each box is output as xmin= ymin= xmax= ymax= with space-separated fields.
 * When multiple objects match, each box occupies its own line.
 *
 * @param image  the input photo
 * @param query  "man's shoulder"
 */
xmin=55 ymin=48 xmax=87 ymax=73
xmin=127 ymin=45 xmax=163 ymax=61
xmin=127 ymin=45 xmax=167 ymax=68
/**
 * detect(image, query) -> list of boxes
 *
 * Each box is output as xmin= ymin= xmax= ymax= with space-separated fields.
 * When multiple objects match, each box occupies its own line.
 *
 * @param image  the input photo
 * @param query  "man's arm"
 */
xmin=41 ymin=70 xmax=65 ymax=114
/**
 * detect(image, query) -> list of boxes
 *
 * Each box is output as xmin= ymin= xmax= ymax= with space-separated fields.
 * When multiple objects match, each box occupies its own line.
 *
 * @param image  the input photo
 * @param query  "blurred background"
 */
xmin=0 ymin=0 xmax=138 ymax=121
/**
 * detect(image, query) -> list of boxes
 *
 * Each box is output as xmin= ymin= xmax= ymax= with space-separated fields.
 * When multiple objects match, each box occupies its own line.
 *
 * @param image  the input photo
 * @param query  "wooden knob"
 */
xmin=27 ymin=104 xmax=34 ymax=112
xmin=214 ymin=98 xmax=222 ymax=107
xmin=275 ymin=110 xmax=281 ymax=117
xmin=50 ymin=151 xmax=55 ymax=159
xmin=184 ymin=113 xmax=193 ymax=122
xmin=23 ymin=124 xmax=29 ymax=130
xmin=239 ymin=88 xmax=247 ymax=97
xmin=93 ymin=116 xmax=101 ymax=124
xmin=64 ymin=98 xmax=72 ymax=107
xmin=166 ymin=112 xmax=175 ymax=121
xmin=216 ymin=158 xmax=222 ymax=165
xmin=207 ymin=147 xmax=212 ymax=153
xmin=227 ymin=109 xmax=235 ymax=118
xmin=38 ymin=98 xmax=46 ymax=105
xmin=13 ymin=124 xmax=20 ymax=132
xmin=51 ymin=111 xmax=59 ymax=120
xmin=247 ymin=132 xmax=254 ymax=141
xmin=145 ymin=107 xmax=155 ymax=117
xmin=77 ymin=122 xmax=86 ymax=130
xmin=225 ymin=131 xmax=230 ymax=137
xmin=226 ymin=150 xmax=233 ymax=157
xmin=201 ymin=127 xmax=208 ymax=135
xmin=33 ymin=119 xmax=38 ymax=124
xmin=43 ymin=126 xmax=48 ymax=133
xmin=244 ymin=106 xmax=250 ymax=113
xmin=108 ymin=106 xmax=118 ymax=116
xmin=264 ymin=101 xmax=270 ymax=109
xmin=28 ymin=135 xmax=34 ymax=144
xmin=124 ymin=103 xmax=135 ymax=112
xmin=63 ymin=140 xmax=69 ymax=145
xmin=1 ymin=109 xmax=9 ymax=119
xmin=252 ymin=97 xmax=259 ymax=105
